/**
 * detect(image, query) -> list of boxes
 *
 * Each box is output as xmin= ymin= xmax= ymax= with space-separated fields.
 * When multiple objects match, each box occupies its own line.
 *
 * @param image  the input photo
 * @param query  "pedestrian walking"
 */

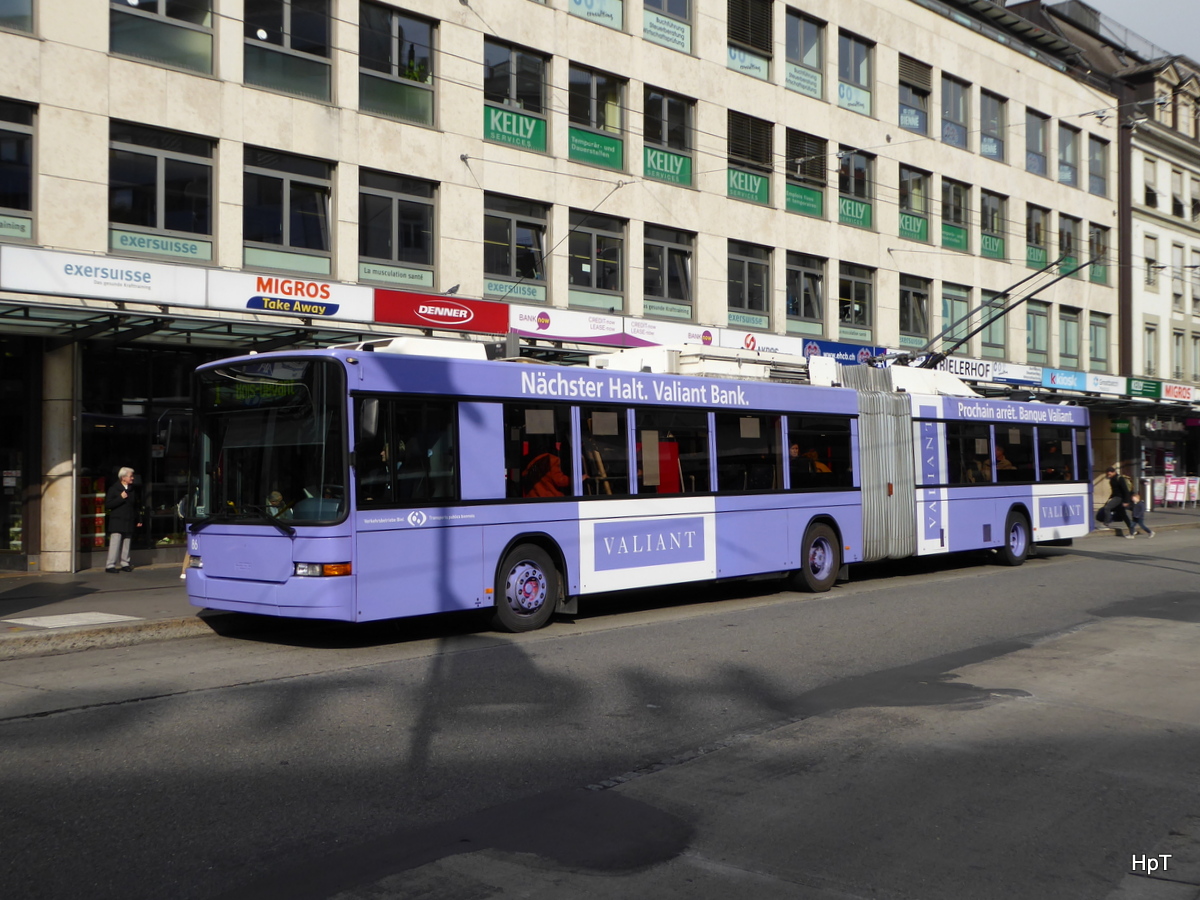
xmin=1127 ymin=493 xmax=1155 ymax=539
xmin=104 ymin=466 xmax=139 ymax=573
xmin=1095 ymin=465 xmax=1133 ymax=536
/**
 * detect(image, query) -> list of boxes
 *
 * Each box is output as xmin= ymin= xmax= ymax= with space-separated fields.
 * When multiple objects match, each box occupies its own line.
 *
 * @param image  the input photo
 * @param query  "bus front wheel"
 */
xmin=794 ymin=523 xmax=840 ymax=593
xmin=998 ymin=511 xmax=1030 ymax=567
xmin=492 ymin=544 xmax=559 ymax=632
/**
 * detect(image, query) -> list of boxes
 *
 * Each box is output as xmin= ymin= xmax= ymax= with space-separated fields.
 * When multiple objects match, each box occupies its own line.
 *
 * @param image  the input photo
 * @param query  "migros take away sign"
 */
xmin=208 ymin=272 xmax=374 ymax=323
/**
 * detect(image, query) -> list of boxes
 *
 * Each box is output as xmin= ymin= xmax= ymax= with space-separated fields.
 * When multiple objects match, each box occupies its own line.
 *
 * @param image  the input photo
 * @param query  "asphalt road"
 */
xmin=2 ymin=535 xmax=1199 ymax=900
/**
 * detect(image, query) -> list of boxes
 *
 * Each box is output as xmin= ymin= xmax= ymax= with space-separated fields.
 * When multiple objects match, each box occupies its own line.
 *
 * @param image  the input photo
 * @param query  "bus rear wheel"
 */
xmin=492 ymin=544 xmax=559 ymax=632
xmin=794 ymin=523 xmax=839 ymax=593
xmin=998 ymin=510 xmax=1030 ymax=566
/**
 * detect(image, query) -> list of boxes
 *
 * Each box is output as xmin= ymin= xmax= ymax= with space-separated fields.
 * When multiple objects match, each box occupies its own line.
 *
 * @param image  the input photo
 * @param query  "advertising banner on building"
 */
xmin=792 ymin=338 xmax=884 ymax=365
xmin=0 ymin=246 xmax=206 ymax=306
xmin=208 ymin=271 xmax=373 ymax=323
xmin=1086 ymin=373 xmax=1125 ymax=395
xmin=1127 ymin=377 xmax=1162 ymax=400
xmin=374 ymin=290 xmax=509 ymax=333
xmin=718 ymin=330 xmax=813 ymax=357
xmin=623 ymin=318 xmax=716 ymax=348
xmin=1161 ymin=382 xmax=1194 ymax=404
xmin=936 ymin=356 xmax=993 ymax=382
xmin=509 ymin=305 xmax=626 ymax=345
xmin=1041 ymin=368 xmax=1086 ymax=391
xmin=991 ymin=361 xmax=1042 ymax=385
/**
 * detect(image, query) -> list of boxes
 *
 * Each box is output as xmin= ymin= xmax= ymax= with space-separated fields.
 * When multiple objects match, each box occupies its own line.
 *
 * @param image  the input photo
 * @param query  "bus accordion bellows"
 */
xmin=183 ymin=338 xmax=1092 ymax=632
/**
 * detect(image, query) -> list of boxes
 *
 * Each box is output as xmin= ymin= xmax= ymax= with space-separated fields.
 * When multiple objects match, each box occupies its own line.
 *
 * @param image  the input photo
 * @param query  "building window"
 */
xmin=569 ymin=211 xmax=624 ymax=303
xmin=644 ymin=86 xmax=691 ymax=153
xmin=483 ymin=194 xmax=547 ymax=297
xmin=941 ymin=178 xmax=969 ymax=252
xmin=1192 ymin=176 xmax=1200 ymax=222
xmin=643 ymin=225 xmax=692 ymax=314
xmin=786 ymin=252 xmax=823 ymax=325
xmin=1057 ymin=124 xmax=1079 ymax=187
xmin=838 ymin=263 xmax=873 ymax=332
xmin=981 ymin=190 xmax=1005 ymax=260
xmin=981 ymin=291 xmax=1006 ymax=359
xmin=899 ymin=274 xmax=929 ymax=343
xmin=358 ymin=170 xmax=435 ymax=285
xmin=569 ymin=64 xmax=623 ymax=136
xmin=785 ymin=10 xmax=823 ymax=99
xmin=980 ymin=91 xmax=1005 ymax=161
xmin=1059 ymin=215 xmax=1080 ymax=275
xmin=837 ymin=31 xmax=872 ymax=116
xmin=483 ymin=40 xmax=546 ymax=115
xmin=1143 ymin=156 xmax=1158 ymax=208
xmin=243 ymin=147 xmax=332 ymax=273
xmin=728 ymin=111 xmax=772 ymax=204
xmin=645 ymin=0 xmax=690 ymax=23
xmin=1088 ymin=136 xmax=1107 ymax=196
xmin=359 ymin=3 xmax=434 ymax=126
xmin=786 ymin=129 xmax=826 ymax=217
xmin=838 ymin=148 xmax=872 ymax=229
xmin=729 ymin=0 xmax=772 ymax=56
xmin=644 ymin=86 xmax=693 ymax=185
xmin=1089 ymin=312 xmax=1109 ymax=372
xmin=1192 ymin=336 xmax=1200 ymax=383
xmin=941 ymin=76 xmax=969 ymax=149
xmin=1171 ymin=169 xmax=1185 ymax=217
xmin=898 ymin=56 xmax=930 ymax=134
xmin=942 ymin=284 xmax=970 ymax=348
xmin=1172 ymin=243 xmax=1185 ymax=311
xmin=110 ymin=0 xmax=213 ymax=74
xmin=1173 ymin=331 xmax=1185 ymax=381
xmin=1025 ymin=109 xmax=1048 ymax=176
xmin=0 ymin=1 xmax=32 ymax=32
xmin=729 ymin=110 xmax=772 ymax=174
xmin=1144 ymin=326 xmax=1157 ymax=377
xmin=1026 ymin=300 xmax=1049 ymax=364
xmin=1060 ymin=307 xmax=1080 ymax=369
xmin=1026 ymin=204 xmax=1049 ymax=268
xmin=244 ymin=0 xmax=332 ymax=102
xmin=899 ymin=166 xmax=930 ymax=242
xmin=0 ymin=101 xmax=34 ymax=238
xmin=1145 ymin=234 xmax=1159 ymax=288
xmin=109 ymin=122 xmax=213 ymax=260
xmin=1193 ymin=249 xmax=1200 ymax=315
xmin=728 ymin=240 xmax=770 ymax=319
xmin=1088 ymin=223 xmax=1110 ymax=284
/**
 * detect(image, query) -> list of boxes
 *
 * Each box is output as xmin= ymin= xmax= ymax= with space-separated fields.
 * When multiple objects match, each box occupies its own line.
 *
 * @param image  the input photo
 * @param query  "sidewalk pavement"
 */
xmin=3 ymin=505 xmax=1199 ymax=661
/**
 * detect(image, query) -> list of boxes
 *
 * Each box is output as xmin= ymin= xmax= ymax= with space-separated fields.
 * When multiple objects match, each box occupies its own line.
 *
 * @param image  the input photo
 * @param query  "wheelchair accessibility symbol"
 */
xmin=407 ymin=510 xmax=428 ymax=527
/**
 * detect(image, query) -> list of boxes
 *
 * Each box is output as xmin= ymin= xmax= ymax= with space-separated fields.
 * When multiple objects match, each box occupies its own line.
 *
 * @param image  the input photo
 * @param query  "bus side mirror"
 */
xmin=360 ymin=398 xmax=379 ymax=440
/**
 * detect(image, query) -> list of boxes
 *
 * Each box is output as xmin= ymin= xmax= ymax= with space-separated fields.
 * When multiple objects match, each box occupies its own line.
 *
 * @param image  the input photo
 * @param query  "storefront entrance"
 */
xmin=0 ymin=336 xmax=39 ymax=571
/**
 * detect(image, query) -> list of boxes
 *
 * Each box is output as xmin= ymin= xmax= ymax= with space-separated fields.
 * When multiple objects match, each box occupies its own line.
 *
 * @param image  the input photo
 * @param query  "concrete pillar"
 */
xmin=40 ymin=343 xmax=77 ymax=572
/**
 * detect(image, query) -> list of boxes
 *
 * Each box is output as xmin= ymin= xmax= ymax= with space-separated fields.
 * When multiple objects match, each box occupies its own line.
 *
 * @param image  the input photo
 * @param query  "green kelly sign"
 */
xmin=728 ymin=168 xmax=770 ymax=204
xmin=942 ymin=223 xmax=968 ymax=252
xmin=1127 ymin=378 xmax=1162 ymax=400
xmin=981 ymin=234 xmax=1005 ymax=260
xmin=484 ymin=106 xmax=547 ymax=152
xmin=1110 ymin=419 xmax=1130 ymax=434
xmin=1090 ymin=264 xmax=1108 ymax=285
xmin=839 ymin=196 xmax=872 ymax=229
xmin=899 ymin=213 xmax=928 ymax=242
xmin=786 ymin=183 xmax=823 ymax=217
xmin=569 ymin=127 xmax=623 ymax=170
xmin=1027 ymin=245 xmax=1048 ymax=269
xmin=644 ymin=147 xmax=691 ymax=186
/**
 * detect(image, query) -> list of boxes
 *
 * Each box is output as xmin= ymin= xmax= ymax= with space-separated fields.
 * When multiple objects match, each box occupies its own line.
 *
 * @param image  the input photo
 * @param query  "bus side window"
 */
xmin=581 ymin=408 xmax=629 ymax=497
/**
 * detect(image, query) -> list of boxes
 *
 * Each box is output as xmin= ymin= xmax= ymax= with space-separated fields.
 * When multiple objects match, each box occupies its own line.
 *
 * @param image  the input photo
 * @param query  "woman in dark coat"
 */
xmin=104 ymin=466 xmax=138 ymax=572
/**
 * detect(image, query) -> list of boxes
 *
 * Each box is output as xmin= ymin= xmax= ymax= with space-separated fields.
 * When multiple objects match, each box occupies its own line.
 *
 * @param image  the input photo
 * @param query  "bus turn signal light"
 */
xmin=294 ymin=562 xmax=352 ymax=577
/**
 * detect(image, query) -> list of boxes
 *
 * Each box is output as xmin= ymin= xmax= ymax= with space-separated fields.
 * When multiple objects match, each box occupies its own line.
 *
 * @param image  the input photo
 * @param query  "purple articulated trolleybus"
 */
xmin=183 ymin=338 xmax=1092 ymax=632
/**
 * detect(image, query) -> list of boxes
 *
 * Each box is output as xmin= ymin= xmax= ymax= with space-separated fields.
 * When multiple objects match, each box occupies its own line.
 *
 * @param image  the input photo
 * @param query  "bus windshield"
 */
xmin=190 ymin=358 xmax=346 ymax=526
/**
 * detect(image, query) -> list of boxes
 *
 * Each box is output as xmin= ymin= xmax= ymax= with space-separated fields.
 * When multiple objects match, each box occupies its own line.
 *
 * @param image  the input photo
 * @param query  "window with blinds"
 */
xmin=729 ymin=111 xmax=773 ymax=173
xmin=728 ymin=0 xmax=772 ymax=54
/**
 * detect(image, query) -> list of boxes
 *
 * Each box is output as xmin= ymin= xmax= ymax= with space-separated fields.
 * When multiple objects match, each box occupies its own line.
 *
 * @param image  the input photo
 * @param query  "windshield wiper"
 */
xmin=240 ymin=505 xmax=296 ymax=536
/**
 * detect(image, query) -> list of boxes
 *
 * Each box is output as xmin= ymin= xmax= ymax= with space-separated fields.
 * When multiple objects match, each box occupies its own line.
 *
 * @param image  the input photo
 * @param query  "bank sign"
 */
xmin=208 ymin=271 xmax=373 ymax=323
